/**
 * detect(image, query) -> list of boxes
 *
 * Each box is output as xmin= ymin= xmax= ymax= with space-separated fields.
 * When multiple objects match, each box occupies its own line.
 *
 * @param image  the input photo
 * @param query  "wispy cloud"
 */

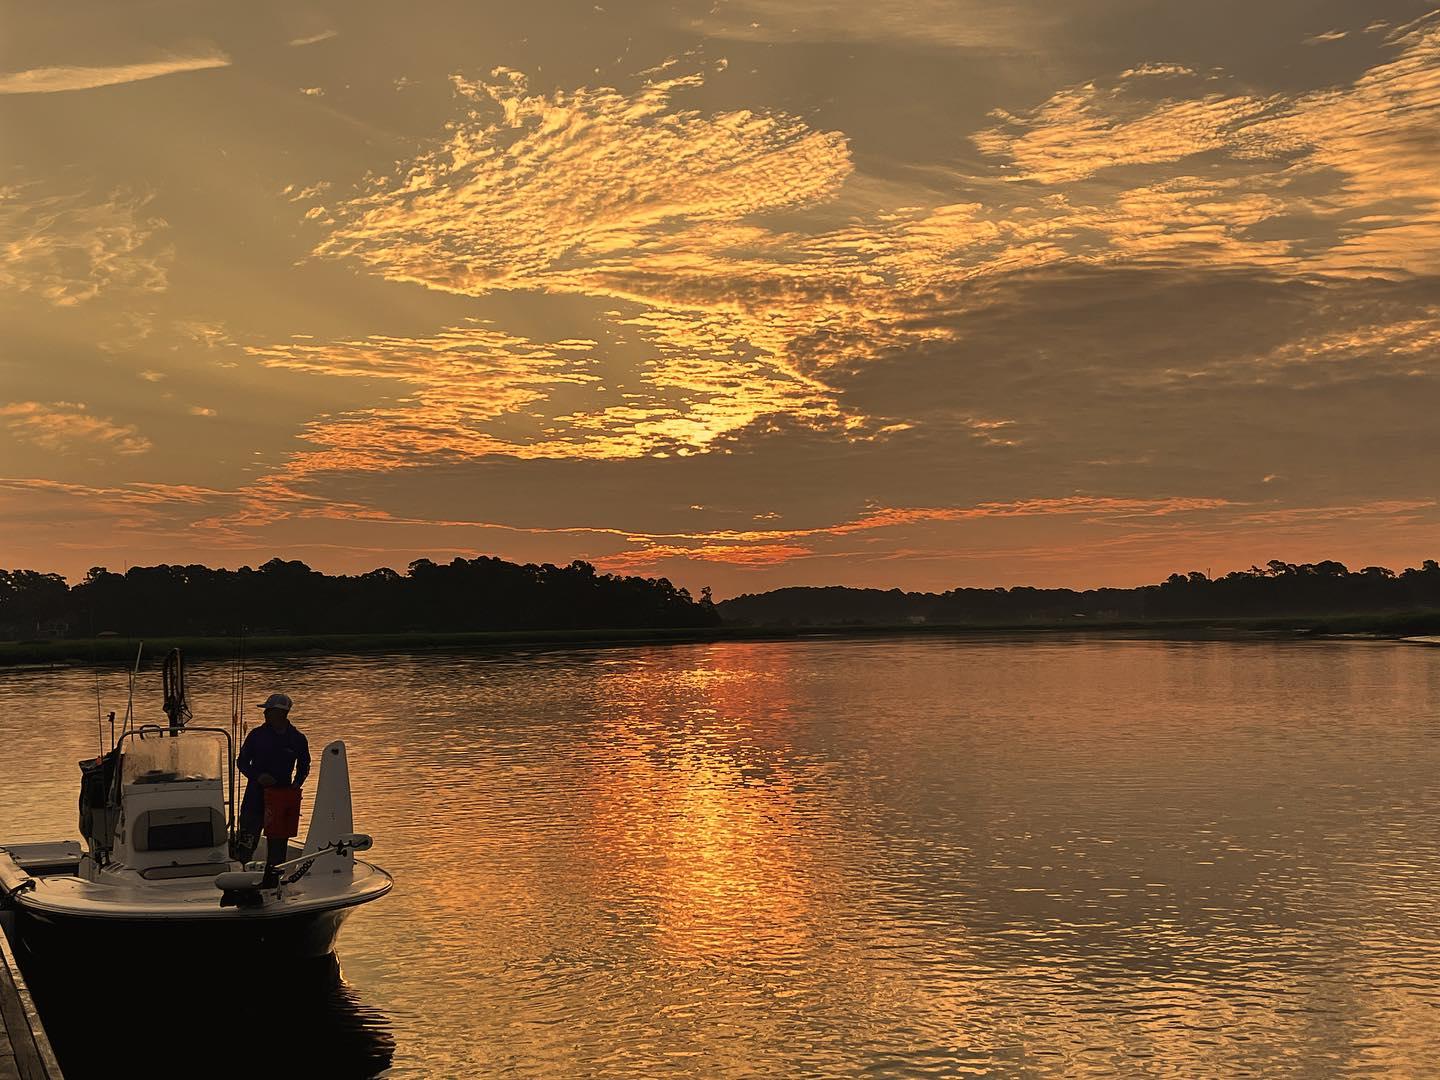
xmin=0 ymin=53 xmax=230 ymax=95
xmin=601 ymin=496 xmax=1438 ymax=576
xmin=301 ymin=68 xmax=1095 ymax=463
xmin=688 ymin=0 xmax=1064 ymax=51
xmin=0 ymin=479 xmax=244 ymax=565
xmin=301 ymin=68 xmax=862 ymax=458
xmin=974 ymin=14 xmax=1440 ymax=277
xmin=0 ymin=185 xmax=169 ymax=306
xmin=316 ymin=67 xmax=851 ymax=296
xmin=0 ymin=402 xmax=151 ymax=456
xmin=289 ymin=31 xmax=1440 ymax=478
xmin=288 ymin=31 xmax=339 ymax=48
xmin=977 ymin=74 xmax=1267 ymax=186
xmin=616 ymin=496 xmax=1236 ymax=551
xmin=244 ymin=321 xmax=600 ymax=471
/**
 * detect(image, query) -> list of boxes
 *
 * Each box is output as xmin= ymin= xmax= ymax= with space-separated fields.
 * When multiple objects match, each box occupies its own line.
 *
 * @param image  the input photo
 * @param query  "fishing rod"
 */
xmin=94 ymin=668 xmax=104 ymax=759
xmin=228 ymin=628 xmax=249 ymax=865
xmin=122 ymin=642 xmax=143 ymax=738
xmin=89 ymin=611 xmax=106 ymax=757
xmin=108 ymin=643 xmax=144 ymax=809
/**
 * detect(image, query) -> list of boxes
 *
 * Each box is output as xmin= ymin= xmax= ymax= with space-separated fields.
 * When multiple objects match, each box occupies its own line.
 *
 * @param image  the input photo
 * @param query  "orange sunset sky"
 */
xmin=2 ymin=1 xmax=1438 ymax=597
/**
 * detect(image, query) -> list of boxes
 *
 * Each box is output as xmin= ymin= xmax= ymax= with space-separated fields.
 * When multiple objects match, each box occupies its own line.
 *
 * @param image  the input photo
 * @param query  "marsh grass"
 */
xmin=4 ymin=609 xmax=1438 ymax=667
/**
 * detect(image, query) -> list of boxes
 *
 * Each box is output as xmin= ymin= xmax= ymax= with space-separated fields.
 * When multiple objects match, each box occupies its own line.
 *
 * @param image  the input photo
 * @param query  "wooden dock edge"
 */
xmin=0 ymin=915 xmax=63 ymax=1080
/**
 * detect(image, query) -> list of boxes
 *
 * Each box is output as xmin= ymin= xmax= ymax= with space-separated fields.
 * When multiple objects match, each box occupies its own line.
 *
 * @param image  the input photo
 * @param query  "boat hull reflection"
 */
xmin=18 ymin=946 xmax=394 ymax=1079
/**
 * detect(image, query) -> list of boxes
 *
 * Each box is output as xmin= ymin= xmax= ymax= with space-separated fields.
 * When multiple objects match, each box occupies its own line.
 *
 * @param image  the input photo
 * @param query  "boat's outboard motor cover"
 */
xmin=78 ymin=751 xmax=119 ymax=850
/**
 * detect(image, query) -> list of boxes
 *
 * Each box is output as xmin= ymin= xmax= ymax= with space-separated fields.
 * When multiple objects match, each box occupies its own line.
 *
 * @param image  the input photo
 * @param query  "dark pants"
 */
xmin=236 ymin=782 xmax=265 ymax=863
xmin=236 ymin=818 xmax=289 ymax=865
xmin=234 ymin=808 xmax=263 ymax=863
xmin=266 ymin=834 xmax=291 ymax=874
xmin=238 ymin=786 xmax=292 ymax=872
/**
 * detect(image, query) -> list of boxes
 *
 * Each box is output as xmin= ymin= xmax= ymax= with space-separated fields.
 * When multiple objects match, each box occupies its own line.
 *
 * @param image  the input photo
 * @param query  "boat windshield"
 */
xmin=122 ymin=731 xmax=226 ymax=786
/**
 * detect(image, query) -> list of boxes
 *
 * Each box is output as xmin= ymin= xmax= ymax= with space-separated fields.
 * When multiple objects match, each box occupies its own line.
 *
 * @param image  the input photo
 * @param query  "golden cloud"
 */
xmin=244 ymin=321 xmax=600 ymax=471
xmin=263 ymin=27 xmax=1440 ymax=487
xmin=0 ymin=185 xmax=169 ymax=306
xmin=316 ymin=68 xmax=851 ymax=295
xmin=296 ymin=72 xmax=869 ymax=462
xmin=0 ymin=402 xmax=152 ymax=456
xmin=975 ymin=15 xmax=1440 ymax=277
xmin=977 ymin=84 xmax=1271 ymax=186
xmin=1242 ymin=310 xmax=1440 ymax=384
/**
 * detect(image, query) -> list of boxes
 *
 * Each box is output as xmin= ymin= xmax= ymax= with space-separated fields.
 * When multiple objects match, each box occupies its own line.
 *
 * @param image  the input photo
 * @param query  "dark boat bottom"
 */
xmin=15 ymin=904 xmax=354 ymax=961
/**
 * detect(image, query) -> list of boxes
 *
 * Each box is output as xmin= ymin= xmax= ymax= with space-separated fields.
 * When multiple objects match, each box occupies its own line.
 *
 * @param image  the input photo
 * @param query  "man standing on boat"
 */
xmin=234 ymin=692 xmax=311 ymax=872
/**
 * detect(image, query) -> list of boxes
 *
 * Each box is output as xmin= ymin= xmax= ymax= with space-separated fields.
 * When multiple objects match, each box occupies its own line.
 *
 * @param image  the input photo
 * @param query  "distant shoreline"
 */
xmin=2 ymin=610 xmax=1438 ymax=668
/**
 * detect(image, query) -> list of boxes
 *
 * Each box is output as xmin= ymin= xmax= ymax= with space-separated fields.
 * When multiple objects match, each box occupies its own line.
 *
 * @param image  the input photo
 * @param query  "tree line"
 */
xmin=0 ymin=557 xmax=719 ymax=639
xmin=717 ymin=559 xmax=1440 ymax=626
xmin=6 ymin=557 xmax=1438 ymax=639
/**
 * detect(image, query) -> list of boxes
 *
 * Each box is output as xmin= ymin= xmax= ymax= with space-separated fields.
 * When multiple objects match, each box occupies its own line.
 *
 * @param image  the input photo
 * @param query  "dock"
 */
xmin=0 ymin=915 xmax=63 ymax=1080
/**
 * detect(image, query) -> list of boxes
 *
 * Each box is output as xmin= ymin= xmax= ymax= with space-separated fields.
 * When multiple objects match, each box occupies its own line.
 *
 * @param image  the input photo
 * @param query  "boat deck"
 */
xmin=0 ymin=915 xmax=62 ymax=1080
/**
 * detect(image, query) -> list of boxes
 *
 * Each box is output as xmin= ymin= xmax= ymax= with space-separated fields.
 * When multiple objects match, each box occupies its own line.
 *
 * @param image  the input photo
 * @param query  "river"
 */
xmin=2 ymin=635 xmax=1439 ymax=1077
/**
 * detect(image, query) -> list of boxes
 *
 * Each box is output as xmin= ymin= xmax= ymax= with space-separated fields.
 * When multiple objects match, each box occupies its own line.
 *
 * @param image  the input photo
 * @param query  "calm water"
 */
xmin=4 ymin=636 xmax=1440 ymax=1077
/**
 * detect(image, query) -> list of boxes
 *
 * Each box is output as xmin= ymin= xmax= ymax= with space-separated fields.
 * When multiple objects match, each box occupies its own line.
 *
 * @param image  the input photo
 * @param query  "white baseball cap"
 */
xmin=256 ymin=693 xmax=293 ymax=712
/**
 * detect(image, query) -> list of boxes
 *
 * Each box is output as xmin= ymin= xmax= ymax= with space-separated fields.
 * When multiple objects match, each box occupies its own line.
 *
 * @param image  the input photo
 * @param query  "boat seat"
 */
xmin=141 ymin=862 xmax=231 ymax=880
xmin=132 ymin=807 xmax=226 ymax=852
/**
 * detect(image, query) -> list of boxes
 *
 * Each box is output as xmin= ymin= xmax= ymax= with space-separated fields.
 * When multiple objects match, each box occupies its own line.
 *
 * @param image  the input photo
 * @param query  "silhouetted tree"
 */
xmin=1 ymin=554 xmax=719 ymax=638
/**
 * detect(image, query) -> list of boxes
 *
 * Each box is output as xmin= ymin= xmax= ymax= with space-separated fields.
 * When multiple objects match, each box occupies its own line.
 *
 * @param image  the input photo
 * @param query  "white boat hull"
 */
xmin=13 ymin=898 xmax=357 ymax=959
xmin=8 ymin=856 xmax=393 ymax=961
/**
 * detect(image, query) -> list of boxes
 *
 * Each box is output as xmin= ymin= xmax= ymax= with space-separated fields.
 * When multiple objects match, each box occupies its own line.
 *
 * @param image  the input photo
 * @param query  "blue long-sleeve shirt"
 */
xmin=237 ymin=722 xmax=310 ymax=823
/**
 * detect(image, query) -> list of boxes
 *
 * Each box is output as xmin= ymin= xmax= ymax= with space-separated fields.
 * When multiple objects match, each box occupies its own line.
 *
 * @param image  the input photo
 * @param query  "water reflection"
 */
xmin=3 ymin=638 xmax=1440 ymax=1075
xmin=20 ymin=950 xmax=393 ymax=1079
xmin=583 ymin=645 xmax=825 ymax=959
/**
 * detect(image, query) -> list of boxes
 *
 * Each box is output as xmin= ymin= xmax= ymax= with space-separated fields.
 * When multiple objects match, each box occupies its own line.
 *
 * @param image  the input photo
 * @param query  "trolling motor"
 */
xmin=214 ymin=835 xmax=373 ymax=907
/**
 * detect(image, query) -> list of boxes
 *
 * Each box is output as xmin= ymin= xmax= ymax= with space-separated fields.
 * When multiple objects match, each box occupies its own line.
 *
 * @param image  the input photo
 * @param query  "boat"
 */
xmin=0 ymin=650 xmax=392 ymax=960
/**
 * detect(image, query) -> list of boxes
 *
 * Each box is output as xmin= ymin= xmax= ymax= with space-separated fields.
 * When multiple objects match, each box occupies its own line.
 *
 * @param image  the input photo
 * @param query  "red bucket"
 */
xmin=263 ymin=785 xmax=303 ymax=840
